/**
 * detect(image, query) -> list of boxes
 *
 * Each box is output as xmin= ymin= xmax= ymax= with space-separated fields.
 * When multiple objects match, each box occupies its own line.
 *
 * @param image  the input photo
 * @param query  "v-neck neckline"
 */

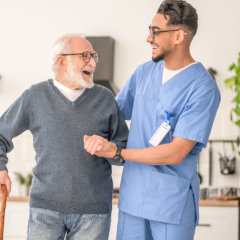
xmin=48 ymin=79 xmax=91 ymax=107
xmin=153 ymin=61 xmax=202 ymax=101
xmin=160 ymin=61 xmax=200 ymax=86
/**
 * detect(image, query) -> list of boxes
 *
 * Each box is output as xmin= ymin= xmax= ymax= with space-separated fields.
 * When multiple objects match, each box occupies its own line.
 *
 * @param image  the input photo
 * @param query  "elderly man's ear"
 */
xmin=56 ymin=55 xmax=68 ymax=72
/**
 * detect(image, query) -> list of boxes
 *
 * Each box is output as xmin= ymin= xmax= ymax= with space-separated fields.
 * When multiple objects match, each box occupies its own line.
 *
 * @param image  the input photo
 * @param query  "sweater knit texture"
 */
xmin=0 ymin=80 xmax=128 ymax=214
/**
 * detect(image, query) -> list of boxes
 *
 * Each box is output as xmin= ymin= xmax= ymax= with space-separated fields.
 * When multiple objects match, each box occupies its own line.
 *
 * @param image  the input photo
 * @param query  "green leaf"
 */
xmin=25 ymin=174 xmax=33 ymax=186
xmin=232 ymin=95 xmax=240 ymax=103
xmin=14 ymin=172 xmax=25 ymax=185
xmin=234 ymin=76 xmax=240 ymax=85
xmin=236 ymin=85 xmax=240 ymax=94
xmin=229 ymin=63 xmax=236 ymax=71
xmin=224 ymin=52 xmax=240 ymax=131
xmin=236 ymin=68 xmax=240 ymax=77
xmin=234 ymin=119 xmax=240 ymax=127
xmin=14 ymin=172 xmax=33 ymax=186
xmin=233 ymin=105 xmax=240 ymax=116
xmin=225 ymin=76 xmax=235 ymax=88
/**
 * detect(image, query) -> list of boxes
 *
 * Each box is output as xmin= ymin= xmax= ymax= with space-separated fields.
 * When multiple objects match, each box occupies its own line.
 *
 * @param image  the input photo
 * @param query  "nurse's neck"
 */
xmin=164 ymin=51 xmax=196 ymax=71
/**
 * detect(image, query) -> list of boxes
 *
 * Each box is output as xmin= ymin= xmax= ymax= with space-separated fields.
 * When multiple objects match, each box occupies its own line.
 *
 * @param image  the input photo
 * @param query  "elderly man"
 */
xmin=0 ymin=34 xmax=128 ymax=240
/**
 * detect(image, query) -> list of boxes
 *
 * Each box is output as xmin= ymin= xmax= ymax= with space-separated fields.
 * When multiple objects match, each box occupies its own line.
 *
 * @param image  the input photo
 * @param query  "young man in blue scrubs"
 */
xmin=84 ymin=0 xmax=221 ymax=239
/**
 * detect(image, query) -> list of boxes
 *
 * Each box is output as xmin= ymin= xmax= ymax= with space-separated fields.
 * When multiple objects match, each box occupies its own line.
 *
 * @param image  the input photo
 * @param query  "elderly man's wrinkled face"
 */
xmin=64 ymin=37 xmax=97 ymax=89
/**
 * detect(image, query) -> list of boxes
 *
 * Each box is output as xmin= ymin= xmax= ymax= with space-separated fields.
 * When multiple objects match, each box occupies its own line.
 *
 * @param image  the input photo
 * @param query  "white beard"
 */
xmin=64 ymin=61 xmax=94 ymax=89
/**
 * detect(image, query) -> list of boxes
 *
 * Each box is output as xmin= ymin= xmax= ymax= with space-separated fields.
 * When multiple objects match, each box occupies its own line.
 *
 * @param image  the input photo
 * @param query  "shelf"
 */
xmin=6 ymin=197 xmax=239 ymax=207
xmin=7 ymin=196 xmax=29 ymax=202
xmin=199 ymin=199 xmax=239 ymax=207
xmin=7 ymin=196 xmax=119 ymax=204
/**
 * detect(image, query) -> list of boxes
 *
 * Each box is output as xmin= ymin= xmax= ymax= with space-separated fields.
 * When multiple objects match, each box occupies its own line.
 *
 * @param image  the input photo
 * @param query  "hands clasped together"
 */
xmin=83 ymin=135 xmax=117 ymax=158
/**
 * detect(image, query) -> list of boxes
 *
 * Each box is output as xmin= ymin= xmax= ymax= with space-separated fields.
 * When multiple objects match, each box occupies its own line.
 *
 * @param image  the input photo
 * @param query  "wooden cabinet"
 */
xmin=195 ymin=203 xmax=239 ymax=240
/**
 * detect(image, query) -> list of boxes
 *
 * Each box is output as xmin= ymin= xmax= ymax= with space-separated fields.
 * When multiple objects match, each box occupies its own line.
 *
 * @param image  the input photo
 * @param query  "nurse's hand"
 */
xmin=83 ymin=135 xmax=117 ymax=158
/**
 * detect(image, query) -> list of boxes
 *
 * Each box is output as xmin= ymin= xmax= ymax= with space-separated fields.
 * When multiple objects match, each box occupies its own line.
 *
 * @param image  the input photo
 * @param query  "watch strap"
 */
xmin=116 ymin=147 xmax=122 ymax=157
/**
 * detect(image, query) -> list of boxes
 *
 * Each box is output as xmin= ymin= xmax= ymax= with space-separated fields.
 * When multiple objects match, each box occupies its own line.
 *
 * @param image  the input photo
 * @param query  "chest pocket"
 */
xmin=155 ymin=102 xmax=179 ymax=144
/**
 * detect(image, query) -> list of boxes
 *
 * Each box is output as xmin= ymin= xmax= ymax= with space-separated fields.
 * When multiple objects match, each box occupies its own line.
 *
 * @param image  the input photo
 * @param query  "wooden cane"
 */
xmin=0 ymin=185 xmax=7 ymax=240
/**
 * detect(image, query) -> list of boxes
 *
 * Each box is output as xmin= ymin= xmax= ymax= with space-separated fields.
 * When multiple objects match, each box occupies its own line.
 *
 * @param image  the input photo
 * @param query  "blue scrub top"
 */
xmin=116 ymin=61 xmax=221 ymax=225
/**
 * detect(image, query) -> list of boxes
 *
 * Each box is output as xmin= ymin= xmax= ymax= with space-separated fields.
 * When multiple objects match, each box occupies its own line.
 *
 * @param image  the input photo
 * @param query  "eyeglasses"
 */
xmin=148 ymin=26 xmax=181 ymax=39
xmin=61 ymin=51 xmax=99 ymax=64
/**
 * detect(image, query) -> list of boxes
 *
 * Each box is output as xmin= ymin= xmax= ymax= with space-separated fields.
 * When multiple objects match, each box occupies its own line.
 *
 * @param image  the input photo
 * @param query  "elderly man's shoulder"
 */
xmin=21 ymin=80 xmax=52 ymax=100
xmin=21 ymin=80 xmax=50 ymax=94
xmin=93 ymin=84 xmax=115 ymax=99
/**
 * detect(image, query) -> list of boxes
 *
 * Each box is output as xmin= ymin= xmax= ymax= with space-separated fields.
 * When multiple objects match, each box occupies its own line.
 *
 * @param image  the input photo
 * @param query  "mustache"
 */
xmin=81 ymin=66 xmax=95 ymax=73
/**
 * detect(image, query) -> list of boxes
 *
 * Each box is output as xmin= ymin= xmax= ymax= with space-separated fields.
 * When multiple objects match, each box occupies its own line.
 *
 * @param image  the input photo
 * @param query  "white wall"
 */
xmin=0 ymin=0 xmax=240 ymax=195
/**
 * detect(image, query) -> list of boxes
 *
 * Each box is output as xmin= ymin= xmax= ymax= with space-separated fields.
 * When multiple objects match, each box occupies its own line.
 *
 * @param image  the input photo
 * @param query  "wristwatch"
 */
xmin=114 ymin=147 xmax=124 ymax=163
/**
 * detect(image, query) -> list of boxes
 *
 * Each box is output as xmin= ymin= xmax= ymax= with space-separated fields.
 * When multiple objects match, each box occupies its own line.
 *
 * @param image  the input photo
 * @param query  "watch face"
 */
xmin=114 ymin=156 xmax=124 ymax=163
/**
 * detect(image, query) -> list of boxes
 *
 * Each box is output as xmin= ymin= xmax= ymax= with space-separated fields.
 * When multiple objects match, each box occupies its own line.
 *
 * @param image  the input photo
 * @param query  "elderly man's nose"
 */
xmin=89 ymin=56 xmax=96 ymax=67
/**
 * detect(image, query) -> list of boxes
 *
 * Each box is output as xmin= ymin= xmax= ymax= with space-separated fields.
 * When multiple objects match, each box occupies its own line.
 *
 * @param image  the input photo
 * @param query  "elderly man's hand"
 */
xmin=83 ymin=135 xmax=117 ymax=158
xmin=0 ymin=170 xmax=11 ymax=196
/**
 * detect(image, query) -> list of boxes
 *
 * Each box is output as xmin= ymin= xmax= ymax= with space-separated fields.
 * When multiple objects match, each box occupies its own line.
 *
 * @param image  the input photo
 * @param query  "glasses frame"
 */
xmin=61 ymin=51 xmax=99 ymax=64
xmin=148 ymin=26 xmax=181 ymax=39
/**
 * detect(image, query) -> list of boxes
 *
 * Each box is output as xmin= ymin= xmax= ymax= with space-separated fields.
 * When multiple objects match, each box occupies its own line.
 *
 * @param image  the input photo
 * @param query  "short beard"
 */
xmin=152 ymin=54 xmax=165 ymax=63
xmin=64 ymin=61 xmax=94 ymax=89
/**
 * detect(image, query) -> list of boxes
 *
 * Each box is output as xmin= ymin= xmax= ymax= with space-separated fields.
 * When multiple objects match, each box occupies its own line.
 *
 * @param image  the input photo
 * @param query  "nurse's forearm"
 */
xmin=83 ymin=135 xmax=196 ymax=165
xmin=121 ymin=137 xmax=196 ymax=165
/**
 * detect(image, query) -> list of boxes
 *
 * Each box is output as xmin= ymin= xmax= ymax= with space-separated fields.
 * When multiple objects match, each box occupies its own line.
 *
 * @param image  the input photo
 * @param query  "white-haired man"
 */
xmin=0 ymin=34 xmax=128 ymax=240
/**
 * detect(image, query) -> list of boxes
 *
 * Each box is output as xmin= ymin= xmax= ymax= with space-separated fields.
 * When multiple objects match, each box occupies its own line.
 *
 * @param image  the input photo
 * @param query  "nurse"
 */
xmin=84 ymin=0 xmax=220 ymax=239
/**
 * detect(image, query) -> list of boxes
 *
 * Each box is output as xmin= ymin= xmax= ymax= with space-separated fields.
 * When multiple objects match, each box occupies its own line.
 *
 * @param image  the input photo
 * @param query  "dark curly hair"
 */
xmin=157 ymin=0 xmax=198 ymax=36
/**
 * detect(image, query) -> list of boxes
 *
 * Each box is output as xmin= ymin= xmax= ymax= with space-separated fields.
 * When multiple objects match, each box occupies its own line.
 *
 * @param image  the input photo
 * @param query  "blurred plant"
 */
xmin=14 ymin=172 xmax=33 ymax=186
xmin=224 ymin=52 xmax=240 ymax=154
